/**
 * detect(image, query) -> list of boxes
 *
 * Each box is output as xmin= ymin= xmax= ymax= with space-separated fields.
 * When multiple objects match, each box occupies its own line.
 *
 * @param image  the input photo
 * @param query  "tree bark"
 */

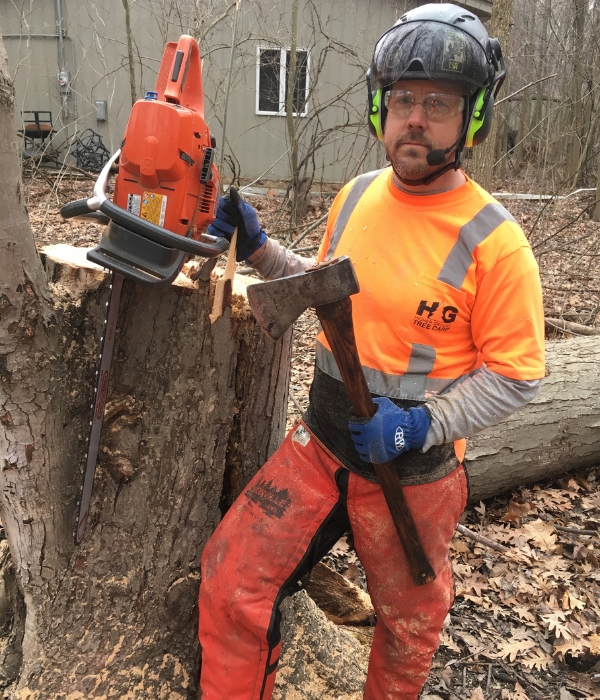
xmin=465 ymin=336 xmax=600 ymax=502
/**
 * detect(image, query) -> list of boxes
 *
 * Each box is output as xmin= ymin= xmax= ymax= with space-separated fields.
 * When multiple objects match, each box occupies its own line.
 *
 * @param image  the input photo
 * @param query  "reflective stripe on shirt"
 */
xmin=437 ymin=203 xmax=516 ymax=289
xmin=315 ymin=341 xmax=476 ymax=400
xmin=325 ymin=169 xmax=384 ymax=260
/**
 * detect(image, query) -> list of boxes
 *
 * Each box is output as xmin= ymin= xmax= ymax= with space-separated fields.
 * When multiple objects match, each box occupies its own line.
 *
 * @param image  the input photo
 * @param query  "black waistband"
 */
xmin=303 ymin=366 xmax=458 ymax=485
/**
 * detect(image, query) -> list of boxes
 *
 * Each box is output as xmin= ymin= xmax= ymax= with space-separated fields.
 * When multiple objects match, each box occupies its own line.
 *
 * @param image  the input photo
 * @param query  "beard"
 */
xmin=385 ymin=131 xmax=441 ymax=182
xmin=385 ymin=131 xmax=455 ymax=185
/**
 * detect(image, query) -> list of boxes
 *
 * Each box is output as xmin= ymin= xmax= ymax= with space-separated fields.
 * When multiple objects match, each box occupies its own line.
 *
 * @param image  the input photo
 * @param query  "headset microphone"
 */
xmin=425 ymin=108 xmax=476 ymax=168
xmin=426 ymin=149 xmax=447 ymax=166
xmin=425 ymin=127 xmax=466 ymax=166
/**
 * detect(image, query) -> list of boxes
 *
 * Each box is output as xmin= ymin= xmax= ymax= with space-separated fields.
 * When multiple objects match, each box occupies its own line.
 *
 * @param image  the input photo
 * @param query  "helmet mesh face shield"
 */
xmin=371 ymin=20 xmax=492 ymax=96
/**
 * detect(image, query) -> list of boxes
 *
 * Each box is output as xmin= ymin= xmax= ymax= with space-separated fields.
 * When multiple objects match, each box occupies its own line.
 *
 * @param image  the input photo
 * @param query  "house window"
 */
xmin=256 ymin=47 xmax=309 ymax=116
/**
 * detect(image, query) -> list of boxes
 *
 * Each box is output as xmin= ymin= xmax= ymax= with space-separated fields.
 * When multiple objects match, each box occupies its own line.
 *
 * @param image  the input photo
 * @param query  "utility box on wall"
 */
xmin=94 ymin=100 xmax=108 ymax=121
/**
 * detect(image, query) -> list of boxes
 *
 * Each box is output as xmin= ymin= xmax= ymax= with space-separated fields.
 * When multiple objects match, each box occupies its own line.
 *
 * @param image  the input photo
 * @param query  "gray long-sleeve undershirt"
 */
xmin=421 ymin=368 xmax=541 ymax=451
xmin=248 ymin=236 xmax=313 ymax=279
xmin=248 ymin=237 xmax=542 ymax=450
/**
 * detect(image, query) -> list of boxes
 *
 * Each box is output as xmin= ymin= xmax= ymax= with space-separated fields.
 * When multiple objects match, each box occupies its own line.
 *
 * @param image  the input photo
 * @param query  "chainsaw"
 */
xmin=61 ymin=35 xmax=228 ymax=544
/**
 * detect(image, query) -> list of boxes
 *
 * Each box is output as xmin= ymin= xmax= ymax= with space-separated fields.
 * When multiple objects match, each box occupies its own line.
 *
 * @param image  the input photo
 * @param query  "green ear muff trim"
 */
xmin=370 ymin=88 xmax=384 ymax=141
xmin=466 ymin=89 xmax=486 ymax=148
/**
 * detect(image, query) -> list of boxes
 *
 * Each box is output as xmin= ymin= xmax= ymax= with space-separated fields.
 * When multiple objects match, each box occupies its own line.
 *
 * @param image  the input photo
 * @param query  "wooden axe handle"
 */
xmin=315 ymin=297 xmax=436 ymax=586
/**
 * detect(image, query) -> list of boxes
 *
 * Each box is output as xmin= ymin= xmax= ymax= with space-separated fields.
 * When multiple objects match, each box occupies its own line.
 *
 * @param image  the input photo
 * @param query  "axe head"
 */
xmin=247 ymin=256 xmax=359 ymax=340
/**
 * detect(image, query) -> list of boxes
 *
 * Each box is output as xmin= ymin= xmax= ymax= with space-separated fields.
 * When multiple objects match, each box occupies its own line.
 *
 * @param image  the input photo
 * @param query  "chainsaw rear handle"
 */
xmin=61 ymin=148 xmax=229 ymax=259
xmin=61 ymin=198 xmax=97 ymax=219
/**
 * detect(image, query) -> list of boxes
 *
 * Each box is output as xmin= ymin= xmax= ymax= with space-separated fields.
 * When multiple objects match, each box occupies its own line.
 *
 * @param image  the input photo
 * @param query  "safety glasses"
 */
xmin=384 ymin=89 xmax=465 ymax=121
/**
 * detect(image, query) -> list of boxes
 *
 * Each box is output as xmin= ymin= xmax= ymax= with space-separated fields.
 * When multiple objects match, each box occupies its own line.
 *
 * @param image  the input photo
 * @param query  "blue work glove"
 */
xmin=348 ymin=398 xmax=431 ymax=464
xmin=207 ymin=186 xmax=267 ymax=262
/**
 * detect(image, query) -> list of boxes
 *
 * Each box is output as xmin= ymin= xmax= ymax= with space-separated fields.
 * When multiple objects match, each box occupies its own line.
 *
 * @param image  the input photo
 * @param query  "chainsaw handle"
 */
xmin=99 ymin=200 xmax=229 ymax=258
xmin=60 ymin=199 xmax=110 ymax=225
xmin=60 ymin=198 xmax=94 ymax=219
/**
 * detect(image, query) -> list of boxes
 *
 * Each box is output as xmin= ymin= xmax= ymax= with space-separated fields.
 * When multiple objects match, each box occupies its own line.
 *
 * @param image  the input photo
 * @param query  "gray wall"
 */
xmin=0 ymin=0 xmax=489 ymax=184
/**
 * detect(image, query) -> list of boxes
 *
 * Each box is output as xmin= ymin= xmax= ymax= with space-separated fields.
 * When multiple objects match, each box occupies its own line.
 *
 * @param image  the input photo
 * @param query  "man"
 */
xmin=198 ymin=5 xmax=545 ymax=699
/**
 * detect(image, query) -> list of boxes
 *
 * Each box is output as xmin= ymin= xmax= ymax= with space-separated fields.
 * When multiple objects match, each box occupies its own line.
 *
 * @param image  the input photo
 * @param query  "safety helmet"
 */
xmin=367 ymin=3 xmax=505 ymax=153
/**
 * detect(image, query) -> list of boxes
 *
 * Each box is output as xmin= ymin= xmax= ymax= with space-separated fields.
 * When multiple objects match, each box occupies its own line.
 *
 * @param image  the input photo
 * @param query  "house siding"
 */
xmin=1 ymin=0 xmax=488 ymax=184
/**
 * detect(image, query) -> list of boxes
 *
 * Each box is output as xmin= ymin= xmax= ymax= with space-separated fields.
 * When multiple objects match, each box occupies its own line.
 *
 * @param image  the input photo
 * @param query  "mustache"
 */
xmin=394 ymin=132 xmax=434 ymax=150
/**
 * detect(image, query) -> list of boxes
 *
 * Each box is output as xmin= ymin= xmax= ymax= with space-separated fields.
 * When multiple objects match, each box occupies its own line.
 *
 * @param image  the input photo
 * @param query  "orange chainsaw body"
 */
xmin=113 ymin=35 xmax=220 ymax=239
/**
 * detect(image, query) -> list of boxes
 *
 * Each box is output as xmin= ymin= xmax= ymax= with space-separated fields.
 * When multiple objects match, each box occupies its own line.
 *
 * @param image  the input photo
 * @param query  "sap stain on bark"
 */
xmin=0 ymin=412 xmax=13 ymax=427
xmin=0 ymin=294 xmax=13 ymax=321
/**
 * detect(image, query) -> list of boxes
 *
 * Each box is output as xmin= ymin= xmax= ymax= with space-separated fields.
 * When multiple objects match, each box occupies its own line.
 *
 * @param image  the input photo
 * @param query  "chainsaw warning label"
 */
xmin=127 ymin=193 xmax=141 ymax=217
xmin=141 ymin=192 xmax=167 ymax=226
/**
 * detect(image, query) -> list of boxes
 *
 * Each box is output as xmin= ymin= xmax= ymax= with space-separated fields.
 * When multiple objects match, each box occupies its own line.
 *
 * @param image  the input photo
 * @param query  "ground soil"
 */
xmin=20 ymin=166 xmax=600 ymax=700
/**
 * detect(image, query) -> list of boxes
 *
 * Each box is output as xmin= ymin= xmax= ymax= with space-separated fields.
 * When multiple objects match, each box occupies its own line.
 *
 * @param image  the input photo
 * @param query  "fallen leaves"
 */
xmin=493 ymin=639 xmax=538 ymax=663
xmin=448 ymin=468 xmax=600 ymax=680
xmin=522 ymin=519 xmax=557 ymax=551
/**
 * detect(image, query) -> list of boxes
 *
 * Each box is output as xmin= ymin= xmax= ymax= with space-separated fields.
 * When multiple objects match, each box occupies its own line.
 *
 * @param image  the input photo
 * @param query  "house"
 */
xmin=0 ymin=0 xmax=492 ymax=184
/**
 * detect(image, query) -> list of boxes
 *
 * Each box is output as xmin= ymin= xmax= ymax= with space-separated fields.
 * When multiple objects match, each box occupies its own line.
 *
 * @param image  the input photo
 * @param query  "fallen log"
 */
xmin=465 ymin=336 xmax=600 ymax=502
xmin=545 ymin=317 xmax=600 ymax=336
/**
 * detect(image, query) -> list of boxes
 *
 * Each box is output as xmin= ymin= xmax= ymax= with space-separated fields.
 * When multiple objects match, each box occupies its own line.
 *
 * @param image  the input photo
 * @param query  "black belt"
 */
xmin=303 ymin=366 xmax=458 ymax=486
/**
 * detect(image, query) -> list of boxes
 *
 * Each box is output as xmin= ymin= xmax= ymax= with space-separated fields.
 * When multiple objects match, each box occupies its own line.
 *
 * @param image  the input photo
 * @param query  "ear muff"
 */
xmin=366 ymin=70 xmax=385 ymax=140
xmin=465 ymin=87 xmax=494 ymax=147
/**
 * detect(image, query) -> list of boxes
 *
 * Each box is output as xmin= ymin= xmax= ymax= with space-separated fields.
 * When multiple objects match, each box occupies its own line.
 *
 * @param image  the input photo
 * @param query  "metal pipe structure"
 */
xmin=55 ymin=0 xmax=70 ymax=117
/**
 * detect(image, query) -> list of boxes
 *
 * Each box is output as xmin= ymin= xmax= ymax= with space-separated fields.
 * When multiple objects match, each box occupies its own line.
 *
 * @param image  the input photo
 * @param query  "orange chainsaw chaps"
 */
xmin=113 ymin=34 xmax=219 ymax=240
xmin=198 ymin=423 xmax=469 ymax=700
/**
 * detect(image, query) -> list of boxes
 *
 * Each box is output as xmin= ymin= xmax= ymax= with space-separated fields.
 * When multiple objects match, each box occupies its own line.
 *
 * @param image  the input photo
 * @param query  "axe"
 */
xmin=247 ymin=256 xmax=436 ymax=586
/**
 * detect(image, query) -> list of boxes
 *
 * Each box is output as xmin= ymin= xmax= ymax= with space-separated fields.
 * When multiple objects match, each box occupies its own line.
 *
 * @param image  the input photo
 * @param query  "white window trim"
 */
xmin=255 ymin=45 xmax=310 ymax=117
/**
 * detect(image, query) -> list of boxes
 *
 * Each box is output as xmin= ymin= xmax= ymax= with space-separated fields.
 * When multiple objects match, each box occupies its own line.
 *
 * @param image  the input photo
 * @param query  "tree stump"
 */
xmin=274 ymin=591 xmax=368 ymax=700
xmin=0 ymin=246 xmax=291 ymax=699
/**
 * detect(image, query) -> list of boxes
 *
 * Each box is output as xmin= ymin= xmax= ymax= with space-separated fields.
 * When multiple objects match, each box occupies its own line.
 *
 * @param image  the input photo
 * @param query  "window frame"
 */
xmin=255 ymin=45 xmax=310 ymax=117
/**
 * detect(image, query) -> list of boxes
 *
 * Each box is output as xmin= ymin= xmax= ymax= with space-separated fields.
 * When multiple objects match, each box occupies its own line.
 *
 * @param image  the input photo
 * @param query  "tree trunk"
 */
xmin=122 ymin=0 xmax=137 ymax=106
xmin=0 ymin=240 xmax=291 ymax=698
xmin=566 ymin=0 xmax=586 ymax=188
xmin=513 ymin=16 xmax=534 ymax=175
xmin=465 ymin=336 xmax=600 ymax=502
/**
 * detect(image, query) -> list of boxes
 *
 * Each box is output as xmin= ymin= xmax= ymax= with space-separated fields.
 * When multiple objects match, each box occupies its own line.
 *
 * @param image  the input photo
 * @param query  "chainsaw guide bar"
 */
xmin=75 ymin=273 xmax=123 ymax=545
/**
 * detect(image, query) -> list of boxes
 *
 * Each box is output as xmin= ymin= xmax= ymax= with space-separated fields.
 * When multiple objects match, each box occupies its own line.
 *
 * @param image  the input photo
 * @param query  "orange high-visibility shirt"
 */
xmin=316 ymin=169 xmax=545 ymax=401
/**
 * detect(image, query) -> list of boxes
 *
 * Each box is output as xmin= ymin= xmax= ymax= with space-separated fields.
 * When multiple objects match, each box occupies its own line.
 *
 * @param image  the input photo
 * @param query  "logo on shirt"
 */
xmin=414 ymin=300 xmax=458 ymax=332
